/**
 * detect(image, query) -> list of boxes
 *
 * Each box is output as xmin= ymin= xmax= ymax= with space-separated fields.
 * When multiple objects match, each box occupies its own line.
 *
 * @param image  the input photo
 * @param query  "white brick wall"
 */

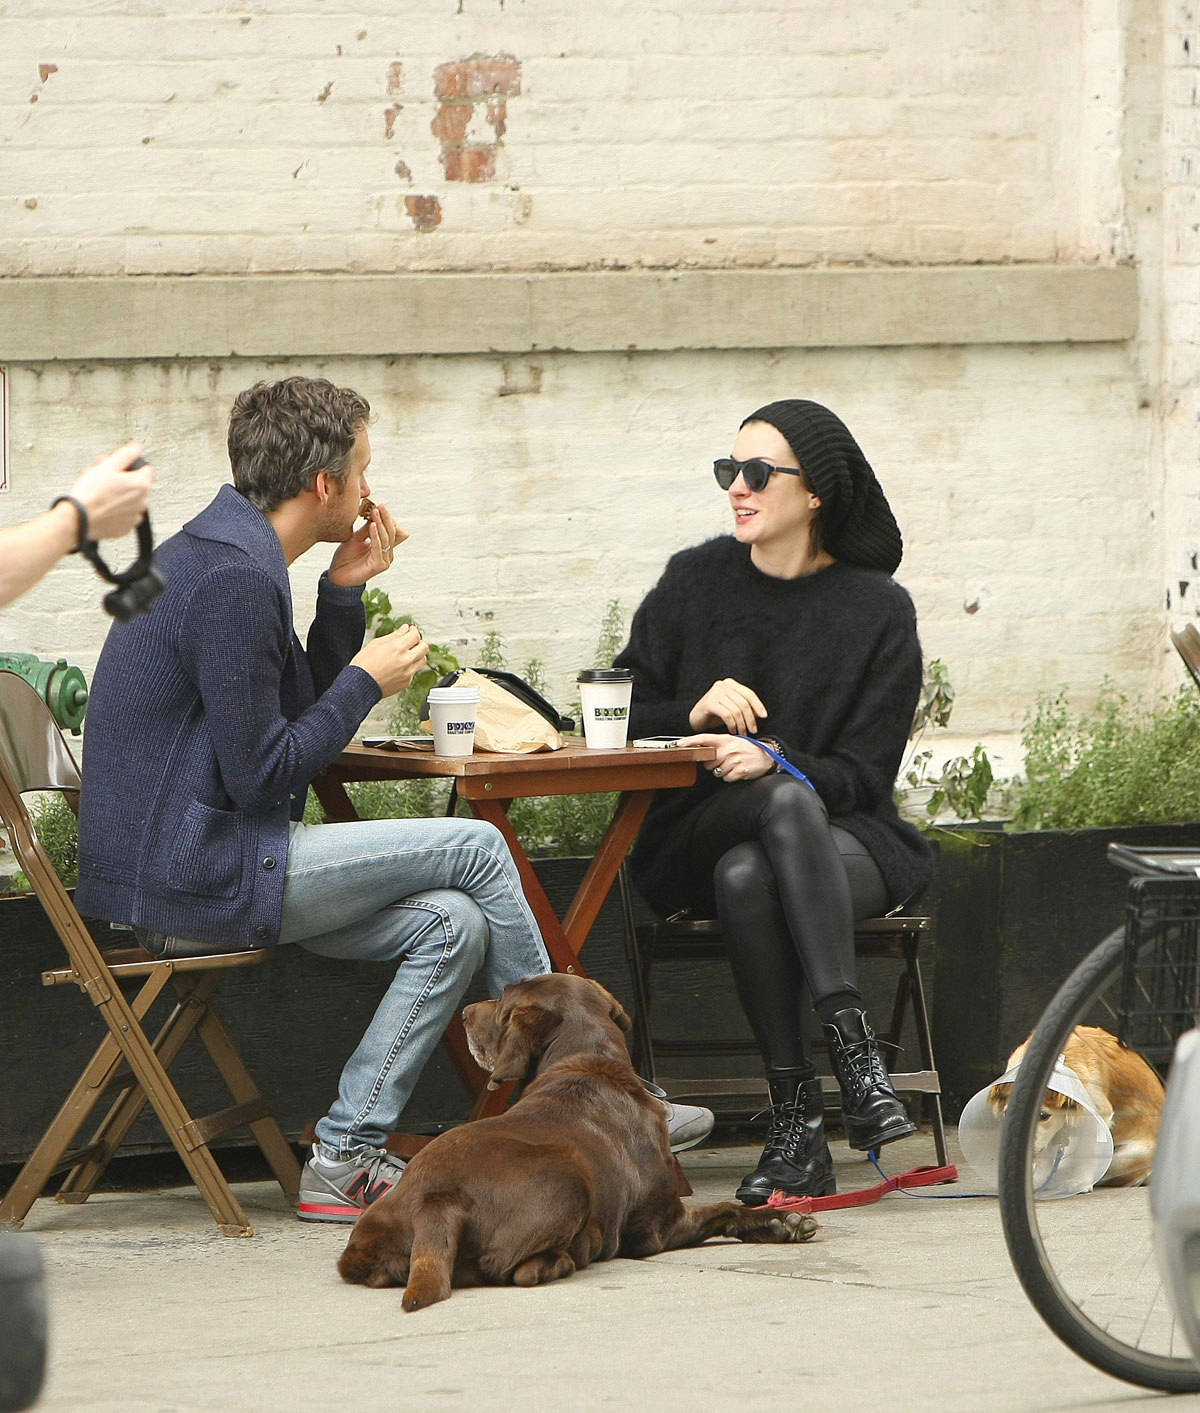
xmin=0 ymin=0 xmax=1197 ymax=786
xmin=0 ymin=1 xmax=1111 ymax=275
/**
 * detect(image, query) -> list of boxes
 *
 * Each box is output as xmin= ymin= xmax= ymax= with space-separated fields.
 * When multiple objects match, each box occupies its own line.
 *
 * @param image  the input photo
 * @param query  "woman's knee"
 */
xmin=756 ymin=774 xmax=829 ymax=832
xmin=713 ymin=841 xmax=775 ymax=908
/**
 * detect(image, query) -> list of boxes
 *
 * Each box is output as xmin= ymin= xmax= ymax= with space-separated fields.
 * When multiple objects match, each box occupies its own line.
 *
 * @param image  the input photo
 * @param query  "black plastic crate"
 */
xmin=1120 ymin=877 xmax=1200 ymax=1067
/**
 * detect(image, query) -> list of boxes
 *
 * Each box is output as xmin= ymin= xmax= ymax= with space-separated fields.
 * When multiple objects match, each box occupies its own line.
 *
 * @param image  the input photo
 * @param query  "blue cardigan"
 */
xmin=75 ymin=484 xmax=382 ymax=946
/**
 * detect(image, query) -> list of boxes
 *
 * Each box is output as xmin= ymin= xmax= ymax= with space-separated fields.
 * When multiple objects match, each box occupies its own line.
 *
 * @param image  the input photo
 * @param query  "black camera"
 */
xmin=79 ymin=456 xmax=167 ymax=622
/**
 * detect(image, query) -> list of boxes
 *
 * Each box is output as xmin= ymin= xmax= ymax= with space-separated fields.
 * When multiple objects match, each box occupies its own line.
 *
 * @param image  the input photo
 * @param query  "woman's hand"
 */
xmin=688 ymin=678 xmax=767 ymax=734
xmin=677 ymin=733 xmax=775 ymax=784
xmin=329 ymin=503 xmax=409 ymax=587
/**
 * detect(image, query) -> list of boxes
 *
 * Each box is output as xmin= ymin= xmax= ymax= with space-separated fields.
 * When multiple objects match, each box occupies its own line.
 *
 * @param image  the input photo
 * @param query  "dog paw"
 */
xmin=738 ymin=1211 xmax=819 ymax=1244
xmin=775 ymin=1212 xmax=819 ymax=1243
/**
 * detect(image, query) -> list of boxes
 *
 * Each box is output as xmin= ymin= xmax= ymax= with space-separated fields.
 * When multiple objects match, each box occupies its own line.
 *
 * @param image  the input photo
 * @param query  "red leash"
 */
xmin=763 ymin=1162 xmax=960 ymax=1213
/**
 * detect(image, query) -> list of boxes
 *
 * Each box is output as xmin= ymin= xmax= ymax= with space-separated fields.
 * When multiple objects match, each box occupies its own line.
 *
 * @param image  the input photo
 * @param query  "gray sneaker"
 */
xmin=640 ymin=1080 xmax=715 ymax=1152
xmin=297 ymin=1145 xmax=407 ymax=1224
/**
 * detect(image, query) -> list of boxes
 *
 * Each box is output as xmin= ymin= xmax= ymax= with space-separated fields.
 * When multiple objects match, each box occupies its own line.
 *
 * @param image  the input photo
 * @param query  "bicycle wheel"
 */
xmin=999 ymin=917 xmax=1200 ymax=1392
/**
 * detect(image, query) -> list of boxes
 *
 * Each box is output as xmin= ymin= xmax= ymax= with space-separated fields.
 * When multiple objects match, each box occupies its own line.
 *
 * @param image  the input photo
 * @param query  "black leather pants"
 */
xmin=687 ymin=774 xmax=889 ymax=1073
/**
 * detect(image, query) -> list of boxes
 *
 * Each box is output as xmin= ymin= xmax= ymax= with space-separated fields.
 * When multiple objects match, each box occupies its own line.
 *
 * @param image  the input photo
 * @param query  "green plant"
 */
xmin=363 ymin=587 xmax=461 ymax=734
xmin=1004 ymin=683 xmax=1200 ymax=830
xmin=898 ymin=659 xmax=996 ymax=825
xmin=8 ymin=793 xmax=79 ymax=892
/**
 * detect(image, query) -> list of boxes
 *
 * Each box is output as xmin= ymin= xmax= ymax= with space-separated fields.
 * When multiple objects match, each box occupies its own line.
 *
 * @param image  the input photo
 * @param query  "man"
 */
xmin=76 ymin=377 xmax=556 ymax=1223
xmin=0 ymin=444 xmax=153 ymax=608
xmin=76 ymin=377 xmax=710 ymax=1224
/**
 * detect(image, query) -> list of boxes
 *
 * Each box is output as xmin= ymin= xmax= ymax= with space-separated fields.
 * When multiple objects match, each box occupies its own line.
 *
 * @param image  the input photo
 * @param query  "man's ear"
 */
xmin=487 ymin=1003 xmax=558 ymax=1088
xmin=312 ymin=469 xmax=336 ymax=507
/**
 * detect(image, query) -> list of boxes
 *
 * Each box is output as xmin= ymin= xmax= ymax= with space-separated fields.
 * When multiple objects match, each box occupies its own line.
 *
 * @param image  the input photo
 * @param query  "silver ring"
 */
xmin=713 ymin=766 xmax=724 ymax=778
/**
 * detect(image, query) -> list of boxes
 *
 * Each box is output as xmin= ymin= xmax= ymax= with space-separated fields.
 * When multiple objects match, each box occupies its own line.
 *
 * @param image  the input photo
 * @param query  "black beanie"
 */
xmin=742 ymin=399 xmax=903 ymax=575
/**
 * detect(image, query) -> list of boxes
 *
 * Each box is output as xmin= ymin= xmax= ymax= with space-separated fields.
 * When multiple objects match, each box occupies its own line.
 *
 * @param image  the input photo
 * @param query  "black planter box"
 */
xmin=926 ymin=821 xmax=1200 ymax=1117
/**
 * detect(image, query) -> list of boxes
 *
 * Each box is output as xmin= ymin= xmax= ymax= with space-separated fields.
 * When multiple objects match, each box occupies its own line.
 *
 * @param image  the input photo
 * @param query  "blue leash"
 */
xmin=738 ymin=734 xmax=818 ymax=791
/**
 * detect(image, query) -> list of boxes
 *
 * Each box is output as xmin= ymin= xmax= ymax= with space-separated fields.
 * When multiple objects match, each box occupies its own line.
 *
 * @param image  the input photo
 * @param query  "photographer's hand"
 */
xmin=0 ymin=442 xmax=156 ymax=609
xmin=69 ymin=443 xmax=154 ymax=541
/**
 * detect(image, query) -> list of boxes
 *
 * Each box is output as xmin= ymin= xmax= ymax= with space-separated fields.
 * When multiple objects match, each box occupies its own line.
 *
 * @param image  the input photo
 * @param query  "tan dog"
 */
xmin=987 ymin=1025 xmax=1164 ymax=1185
xmin=338 ymin=973 xmax=817 ymax=1310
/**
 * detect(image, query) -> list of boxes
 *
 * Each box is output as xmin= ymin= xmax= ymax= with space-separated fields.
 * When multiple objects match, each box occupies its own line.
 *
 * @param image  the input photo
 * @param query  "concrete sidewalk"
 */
xmin=10 ymin=1130 xmax=1188 ymax=1413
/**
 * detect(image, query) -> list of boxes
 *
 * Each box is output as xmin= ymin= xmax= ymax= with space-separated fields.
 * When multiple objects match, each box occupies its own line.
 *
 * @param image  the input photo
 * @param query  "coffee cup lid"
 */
xmin=427 ymin=687 xmax=480 ymax=704
xmin=577 ymin=668 xmax=633 ymax=683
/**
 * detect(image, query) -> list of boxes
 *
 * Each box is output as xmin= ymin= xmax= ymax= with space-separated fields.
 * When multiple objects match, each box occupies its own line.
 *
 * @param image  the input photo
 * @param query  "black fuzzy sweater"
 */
xmin=614 ymin=537 xmax=935 ymax=918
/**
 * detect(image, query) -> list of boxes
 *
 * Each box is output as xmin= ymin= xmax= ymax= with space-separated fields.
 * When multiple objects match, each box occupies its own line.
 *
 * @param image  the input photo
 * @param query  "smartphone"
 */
xmin=631 ymin=735 xmax=681 ymax=748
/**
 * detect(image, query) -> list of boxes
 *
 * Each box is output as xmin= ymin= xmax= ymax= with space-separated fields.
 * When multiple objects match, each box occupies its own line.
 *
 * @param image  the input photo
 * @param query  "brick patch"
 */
xmin=404 ymin=195 xmax=442 ymax=231
xmin=431 ymin=53 xmax=521 ymax=183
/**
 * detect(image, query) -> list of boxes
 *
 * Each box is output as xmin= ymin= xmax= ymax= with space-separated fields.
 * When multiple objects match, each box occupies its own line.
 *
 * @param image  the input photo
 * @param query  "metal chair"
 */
xmin=618 ymin=869 xmax=948 ymax=1166
xmin=0 ymin=671 xmax=300 ymax=1236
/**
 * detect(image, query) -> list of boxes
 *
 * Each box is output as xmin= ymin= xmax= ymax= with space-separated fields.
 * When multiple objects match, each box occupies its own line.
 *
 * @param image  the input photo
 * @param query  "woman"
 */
xmin=615 ymin=399 xmax=934 ymax=1203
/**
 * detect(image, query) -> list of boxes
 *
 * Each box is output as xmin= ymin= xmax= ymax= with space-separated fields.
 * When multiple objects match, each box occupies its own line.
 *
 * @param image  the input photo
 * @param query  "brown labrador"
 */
xmin=338 ymin=972 xmax=817 ymax=1309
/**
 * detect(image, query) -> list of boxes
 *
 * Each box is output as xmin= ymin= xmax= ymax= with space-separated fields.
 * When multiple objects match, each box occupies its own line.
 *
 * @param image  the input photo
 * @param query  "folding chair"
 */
xmin=618 ymin=868 xmax=948 ymax=1167
xmin=0 ymin=671 xmax=300 ymax=1237
xmin=1171 ymin=623 xmax=1200 ymax=691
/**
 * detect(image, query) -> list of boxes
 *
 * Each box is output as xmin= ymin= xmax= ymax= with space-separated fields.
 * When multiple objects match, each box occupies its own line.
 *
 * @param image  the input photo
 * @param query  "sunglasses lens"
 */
xmin=742 ymin=459 xmax=773 ymax=492
xmin=713 ymin=459 xmax=738 ymax=490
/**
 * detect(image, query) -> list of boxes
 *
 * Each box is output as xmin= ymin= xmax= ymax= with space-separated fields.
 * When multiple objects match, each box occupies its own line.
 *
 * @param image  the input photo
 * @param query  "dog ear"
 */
xmin=585 ymin=977 xmax=632 ymax=1032
xmin=608 ymin=996 xmax=632 ymax=1033
xmin=487 ymin=1003 xmax=558 ymax=1088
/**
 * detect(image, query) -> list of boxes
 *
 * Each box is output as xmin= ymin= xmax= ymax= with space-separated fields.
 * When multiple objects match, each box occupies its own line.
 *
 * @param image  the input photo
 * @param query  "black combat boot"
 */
xmin=822 ymin=1008 xmax=917 ymax=1151
xmin=735 ymin=1072 xmax=836 ymax=1206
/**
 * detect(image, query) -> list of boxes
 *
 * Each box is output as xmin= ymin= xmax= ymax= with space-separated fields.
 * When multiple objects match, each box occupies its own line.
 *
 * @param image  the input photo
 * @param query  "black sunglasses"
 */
xmin=713 ymin=457 xmax=805 ymax=493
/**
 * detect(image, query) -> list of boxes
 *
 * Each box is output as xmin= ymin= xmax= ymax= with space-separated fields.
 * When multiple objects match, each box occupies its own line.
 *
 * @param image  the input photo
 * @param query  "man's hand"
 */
xmin=677 ymin=733 xmax=775 ymax=783
xmin=70 ymin=443 xmax=154 ymax=541
xmin=688 ymin=678 xmax=767 ymax=734
xmin=329 ymin=502 xmax=409 ymax=588
xmin=351 ymin=623 xmax=428 ymax=698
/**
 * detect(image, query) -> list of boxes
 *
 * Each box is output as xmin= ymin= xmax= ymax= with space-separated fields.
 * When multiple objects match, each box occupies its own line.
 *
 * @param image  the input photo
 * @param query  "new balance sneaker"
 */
xmin=297 ymin=1145 xmax=407 ymax=1224
xmin=640 ymin=1079 xmax=715 ymax=1152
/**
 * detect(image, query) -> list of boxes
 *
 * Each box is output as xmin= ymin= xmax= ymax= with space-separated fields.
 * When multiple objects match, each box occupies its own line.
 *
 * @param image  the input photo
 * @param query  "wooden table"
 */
xmin=311 ymin=739 xmax=713 ymax=1131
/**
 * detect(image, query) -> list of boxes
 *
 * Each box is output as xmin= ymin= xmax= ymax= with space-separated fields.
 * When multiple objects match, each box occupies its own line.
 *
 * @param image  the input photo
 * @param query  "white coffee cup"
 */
xmin=577 ymin=669 xmax=633 ymax=749
xmin=427 ymin=686 xmax=480 ymax=757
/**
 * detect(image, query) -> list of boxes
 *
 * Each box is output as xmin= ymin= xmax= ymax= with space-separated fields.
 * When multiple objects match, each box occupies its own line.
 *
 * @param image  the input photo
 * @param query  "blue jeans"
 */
xmin=278 ymin=816 xmax=550 ymax=1160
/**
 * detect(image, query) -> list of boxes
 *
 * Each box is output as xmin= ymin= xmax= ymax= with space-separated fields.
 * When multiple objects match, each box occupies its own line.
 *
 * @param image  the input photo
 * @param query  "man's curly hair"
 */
xmin=228 ymin=376 xmax=371 ymax=512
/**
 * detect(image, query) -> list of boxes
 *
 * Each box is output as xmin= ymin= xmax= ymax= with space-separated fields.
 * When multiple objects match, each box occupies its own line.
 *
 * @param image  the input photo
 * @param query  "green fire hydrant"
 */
xmin=0 ymin=653 xmax=89 ymax=733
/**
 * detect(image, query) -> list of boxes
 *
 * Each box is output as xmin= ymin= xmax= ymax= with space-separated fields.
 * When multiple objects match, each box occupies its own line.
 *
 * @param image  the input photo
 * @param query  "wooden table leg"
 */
xmin=312 ymin=773 xmax=358 ymax=823
xmin=468 ymin=798 xmax=586 ymax=976
xmin=561 ymin=791 xmax=653 ymax=951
